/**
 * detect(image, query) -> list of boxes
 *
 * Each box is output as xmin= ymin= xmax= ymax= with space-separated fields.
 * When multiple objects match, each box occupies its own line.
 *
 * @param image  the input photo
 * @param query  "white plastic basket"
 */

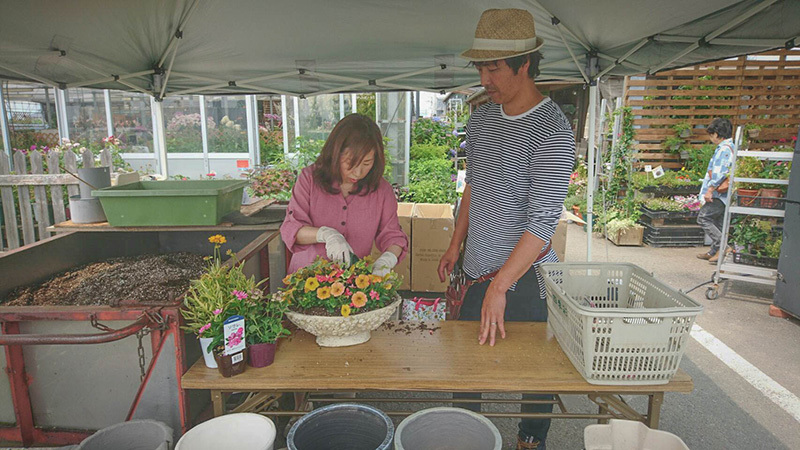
xmin=584 ymin=420 xmax=690 ymax=450
xmin=538 ymin=263 xmax=702 ymax=385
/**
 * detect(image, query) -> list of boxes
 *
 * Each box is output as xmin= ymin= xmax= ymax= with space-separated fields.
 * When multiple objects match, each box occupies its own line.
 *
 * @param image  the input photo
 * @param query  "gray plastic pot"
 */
xmin=76 ymin=420 xmax=172 ymax=450
xmin=78 ymin=166 xmax=111 ymax=199
xmin=68 ymin=196 xmax=107 ymax=223
xmin=394 ymin=407 xmax=502 ymax=450
xmin=287 ymin=403 xmax=393 ymax=450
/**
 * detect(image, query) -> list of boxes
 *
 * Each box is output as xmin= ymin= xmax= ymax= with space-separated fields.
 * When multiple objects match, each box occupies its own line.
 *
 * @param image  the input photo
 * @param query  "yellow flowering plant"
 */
xmin=281 ymin=256 xmax=401 ymax=317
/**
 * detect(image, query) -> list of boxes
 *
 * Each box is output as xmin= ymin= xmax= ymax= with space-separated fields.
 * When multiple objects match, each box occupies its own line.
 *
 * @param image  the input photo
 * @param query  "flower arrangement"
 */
xmin=280 ymin=256 xmax=401 ymax=317
xmin=180 ymin=234 xmax=288 ymax=354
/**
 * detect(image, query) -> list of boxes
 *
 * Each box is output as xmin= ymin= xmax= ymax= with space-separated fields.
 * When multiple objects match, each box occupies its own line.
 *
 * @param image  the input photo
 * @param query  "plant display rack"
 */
xmin=707 ymin=128 xmax=793 ymax=300
xmin=642 ymin=222 xmax=705 ymax=247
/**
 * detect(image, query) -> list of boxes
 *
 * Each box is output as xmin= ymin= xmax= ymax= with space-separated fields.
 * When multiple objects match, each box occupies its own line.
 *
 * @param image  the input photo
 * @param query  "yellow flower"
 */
xmin=370 ymin=275 xmax=383 ymax=283
xmin=330 ymin=282 xmax=345 ymax=297
xmin=341 ymin=304 xmax=351 ymax=317
xmin=352 ymin=291 xmax=368 ymax=308
xmin=208 ymin=234 xmax=227 ymax=244
xmin=384 ymin=283 xmax=392 ymax=290
xmin=304 ymin=277 xmax=320 ymax=292
xmin=316 ymin=286 xmax=331 ymax=300
xmin=355 ymin=274 xmax=370 ymax=289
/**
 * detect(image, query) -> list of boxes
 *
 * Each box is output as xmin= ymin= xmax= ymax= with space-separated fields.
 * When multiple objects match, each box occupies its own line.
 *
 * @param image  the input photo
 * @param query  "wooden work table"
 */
xmin=183 ymin=321 xmax=692 ymax=428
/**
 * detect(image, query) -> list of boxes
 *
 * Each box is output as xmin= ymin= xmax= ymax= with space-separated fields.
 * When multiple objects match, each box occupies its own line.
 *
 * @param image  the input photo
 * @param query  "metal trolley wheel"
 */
xmin=706 ymin=286 xmax=720 ymax=300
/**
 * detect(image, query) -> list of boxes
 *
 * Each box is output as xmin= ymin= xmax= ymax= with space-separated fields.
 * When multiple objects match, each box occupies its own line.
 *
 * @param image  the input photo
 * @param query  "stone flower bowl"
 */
xmin=286 ymin=296 xmax=401 ymax=347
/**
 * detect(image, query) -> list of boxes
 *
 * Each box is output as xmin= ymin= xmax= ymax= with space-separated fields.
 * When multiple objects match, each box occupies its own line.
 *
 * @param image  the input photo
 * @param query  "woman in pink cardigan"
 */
xmin=280 ymin=114 xmax=408 ymax=276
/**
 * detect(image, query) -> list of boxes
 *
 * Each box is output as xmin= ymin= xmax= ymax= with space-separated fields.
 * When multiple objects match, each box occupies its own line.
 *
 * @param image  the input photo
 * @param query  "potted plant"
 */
xmin=730 ymin=218 xmax=780 ymax=268
xmin=181 ymin=234 xmax=263 ymax=375
xmin=673 ymin=121 xmax=693 ymax=138
xmin=678 ymin=145 xmax=693 ymax=160
xmin=734 ymin=157 xmax=763 ymax=206
xmin=744 ymin=123 xmax=761 ymax=139
xmin=228 ymin=289 xmax=291 ymax=368
xmin=606 ymin=217 xmax=644 ymax=246
xmin=663 ymin=135 xmax=683 ymax=153
xmin=246 ymin=167 xmax=295 ymax=204
xmin=281 ymin=256 xmax=402 ymax=347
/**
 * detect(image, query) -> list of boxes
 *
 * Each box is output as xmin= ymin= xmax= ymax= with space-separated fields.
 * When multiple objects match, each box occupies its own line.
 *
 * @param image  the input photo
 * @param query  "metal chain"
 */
xmin=136 ymin=329 xmax=149 ymax=382
xmin=89 ymin=314 xmax=113 ymax=332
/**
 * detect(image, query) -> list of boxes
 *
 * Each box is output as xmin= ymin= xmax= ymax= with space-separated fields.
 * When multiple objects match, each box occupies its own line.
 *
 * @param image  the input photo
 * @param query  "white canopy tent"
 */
xmin=1 ymin=0 xmax=798 ymax=258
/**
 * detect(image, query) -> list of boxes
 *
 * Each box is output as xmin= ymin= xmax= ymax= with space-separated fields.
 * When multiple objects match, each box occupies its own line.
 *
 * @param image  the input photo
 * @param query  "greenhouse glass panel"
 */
xmin=162 ymin=95 xmax=202 ymax=153
xmin=256 ymin=95 xmax=284 ymax=165
xmin=376 ymin=92 xmax=409 ymax=185
xmin=2 ymin=82 xmax=58 ymax=151
xmin=297 ymin=95 xmax=338 ymax=143
xmin=109 ymin=90 xmax=153 ymax=154
xmin=66 ymin=87 xmax=107 ymax=147
xmin=205 ymin=95 xmax=248 ymax=154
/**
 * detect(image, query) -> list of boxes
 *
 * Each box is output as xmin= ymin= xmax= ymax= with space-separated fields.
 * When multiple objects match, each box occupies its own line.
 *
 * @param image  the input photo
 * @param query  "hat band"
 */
xmin=471 ymin=37 xmax=539 ymax=52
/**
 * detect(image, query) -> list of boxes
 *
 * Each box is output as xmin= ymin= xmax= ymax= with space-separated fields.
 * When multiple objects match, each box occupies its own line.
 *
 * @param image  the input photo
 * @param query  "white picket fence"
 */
xmin=0 ymin=148 xmax=114 ymax=251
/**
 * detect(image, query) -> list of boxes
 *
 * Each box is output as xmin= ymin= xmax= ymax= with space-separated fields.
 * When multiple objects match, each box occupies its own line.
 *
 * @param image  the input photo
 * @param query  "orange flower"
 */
xmin=282 ymin=274 xmax=292 ymax=285
xmin=316 ymin=286 xmax=331 ymax=300
xmin=341 ymin=304 xmax=351 ymax=317
xmin=370 ymin=275 xmax=383 ymax=283
xmin=208 ymin=234 xmax=226 ymax=244
xmin=355 ymin=274 xmax=370 ymax=289
xmin=330 ymin=282 xmax=345 ymax=297
xmin=352 ymin=291 xmax=368 ymax=308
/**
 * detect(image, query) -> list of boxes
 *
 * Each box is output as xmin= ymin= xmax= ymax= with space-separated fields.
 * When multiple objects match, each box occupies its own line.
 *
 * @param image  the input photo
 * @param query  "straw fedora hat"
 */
xmin=461 ymin=9 xmax=544 ymax=62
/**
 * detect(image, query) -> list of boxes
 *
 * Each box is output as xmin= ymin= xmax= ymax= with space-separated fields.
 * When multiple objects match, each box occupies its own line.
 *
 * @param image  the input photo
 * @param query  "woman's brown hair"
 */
xmin=312 ymin=113 xmax=385 ymax=195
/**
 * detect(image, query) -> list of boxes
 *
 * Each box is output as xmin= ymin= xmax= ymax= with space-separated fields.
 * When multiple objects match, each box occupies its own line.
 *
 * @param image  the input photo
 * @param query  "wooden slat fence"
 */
xmin=625 ymin=48 xmax=800 ymax=169
xmin=0 ymin=148 xmax=114 ymax=251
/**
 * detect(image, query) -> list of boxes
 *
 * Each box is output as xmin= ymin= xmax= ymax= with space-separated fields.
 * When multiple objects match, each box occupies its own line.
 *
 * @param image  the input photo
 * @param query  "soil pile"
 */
xmin=3 ymin=253 xmax=205 ymax=307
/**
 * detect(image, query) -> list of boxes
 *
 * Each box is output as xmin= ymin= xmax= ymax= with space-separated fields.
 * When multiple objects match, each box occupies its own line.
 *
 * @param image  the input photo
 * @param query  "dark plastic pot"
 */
xmin=287 ymin=403 xmax=393 ymax=450
xmin=248 ymin=342 xmax=276 ymax=368
xmin=214 ymin=348 xmax=248 ymax=377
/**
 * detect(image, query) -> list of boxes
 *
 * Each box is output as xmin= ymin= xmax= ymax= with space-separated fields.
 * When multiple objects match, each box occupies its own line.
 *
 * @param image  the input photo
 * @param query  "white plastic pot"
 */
xmin=584 ymin=419 xmax=689 ymax=450
xmin=176 ymin=413 xmax=276 ymax=450
xmin=199 ymin=337 xmax=217 ymax=368
xmin=394 ymin=407 xmax=501 ymax=450
xmin=77 ymin=420 xmax=172 ymax=450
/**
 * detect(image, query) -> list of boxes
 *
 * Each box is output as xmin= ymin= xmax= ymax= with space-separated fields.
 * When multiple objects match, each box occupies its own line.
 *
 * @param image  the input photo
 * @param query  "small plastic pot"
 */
xmin=214 ymin=348 xmax=248 ymax=377
xmin=248 ymin=342 xmax=277 ymax=368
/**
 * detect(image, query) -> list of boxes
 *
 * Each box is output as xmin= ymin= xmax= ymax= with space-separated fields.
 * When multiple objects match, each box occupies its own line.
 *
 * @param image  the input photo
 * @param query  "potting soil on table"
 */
xmin=2 ymin=253 xmax=205 ymax=307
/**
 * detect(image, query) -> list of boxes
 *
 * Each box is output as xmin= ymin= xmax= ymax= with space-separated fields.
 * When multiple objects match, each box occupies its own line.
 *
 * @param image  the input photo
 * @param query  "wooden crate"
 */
xmin=608 ymin=226 xmax=644 ymax=246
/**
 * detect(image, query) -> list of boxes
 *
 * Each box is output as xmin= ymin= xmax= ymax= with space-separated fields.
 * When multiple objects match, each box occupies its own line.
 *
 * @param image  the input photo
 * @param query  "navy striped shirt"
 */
xmin=464 ymin=98 xmax=575 ymax=295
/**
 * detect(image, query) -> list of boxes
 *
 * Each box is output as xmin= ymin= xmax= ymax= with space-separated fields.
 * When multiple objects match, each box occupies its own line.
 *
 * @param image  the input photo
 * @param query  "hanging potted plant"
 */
xmin=744 ymin=123 xmax=762 ymax=139
xmin=281 ymin=256 xmax=402 ymax=347
xmin=663 ymin=135 xmax=684 ymax=153
xmin=678 ymin=145 xmax=693 ymax=161
xmin=673 ymin=121 xmax=693 ymax=138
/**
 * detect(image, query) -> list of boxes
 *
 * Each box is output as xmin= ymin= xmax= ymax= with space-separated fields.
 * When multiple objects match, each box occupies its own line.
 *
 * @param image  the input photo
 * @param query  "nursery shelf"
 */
xmin=719 ymin=262 xmax=778 ymax=278
xmin=728 ymin=206 xmax=785 ymax=218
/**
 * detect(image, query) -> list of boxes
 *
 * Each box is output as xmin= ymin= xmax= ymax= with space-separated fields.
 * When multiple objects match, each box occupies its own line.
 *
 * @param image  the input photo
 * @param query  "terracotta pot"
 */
xmin=736 ymin=188 xmax=759 ymax=207
xmin=758 ymin=188 xmax=783 ymax=209
xmin=248 ymin=342 xmax=277 ymax=368
xmin=748 ymin=129 xmax=761 ymax=138
xmin=571 ymin=205 xmax=583 ymax=220
xmin=214 ymin=348 xmax=248 ymax=377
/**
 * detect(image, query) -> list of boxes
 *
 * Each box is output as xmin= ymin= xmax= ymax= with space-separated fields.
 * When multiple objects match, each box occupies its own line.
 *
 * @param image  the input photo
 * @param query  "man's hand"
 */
xmin=479 ymin=285 xmax=507 ymax=346
xmin=438 ymin=245 xmax=460 ymax=282
xmin=703 ymin=188 xmax=713 ymax=204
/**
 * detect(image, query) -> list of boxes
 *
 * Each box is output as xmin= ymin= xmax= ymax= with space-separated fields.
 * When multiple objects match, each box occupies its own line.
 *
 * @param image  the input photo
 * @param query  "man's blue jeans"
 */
xmin=454 ymin=265 xmax=552 ymax=442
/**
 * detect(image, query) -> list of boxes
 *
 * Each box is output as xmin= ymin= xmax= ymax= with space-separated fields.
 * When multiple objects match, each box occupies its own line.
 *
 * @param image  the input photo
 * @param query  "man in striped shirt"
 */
xmin=437 ymin=9 xmax=575 ymax=450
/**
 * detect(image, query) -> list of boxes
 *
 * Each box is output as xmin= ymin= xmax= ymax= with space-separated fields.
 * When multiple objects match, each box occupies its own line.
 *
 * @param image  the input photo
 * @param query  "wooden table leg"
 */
xmin=647 ymin=393 xmax=664 ymax=429
xmin=212 ymin=390 xmax=225 ymax=417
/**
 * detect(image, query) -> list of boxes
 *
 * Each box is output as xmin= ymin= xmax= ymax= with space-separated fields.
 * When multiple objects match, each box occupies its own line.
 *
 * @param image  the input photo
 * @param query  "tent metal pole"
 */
xmin=351 ymin=94 xmax=357 ymax=113
xmin=66 ymin=70 xmax=155 ymax=89
xmin=199 ymin=95 xmax=210 ymax=174
xmin=556 ymin=27 xmax=589 ymax=84
xmin=0 ymin=83 xmax=12 ymax=164
xmin=586 ymin=84 xmax=598 ymax=262
xmin=597 ymin=53 xmax=647 ymax=73
xmin=104 ymin=89 xmax=113 ymax=138
xmin=150 ymin=97 xmax=169 ymax=178
xmin=170 ymin=72 xmax=299 ymax=95
xmin=117 ymin=79 xmax=152 ymax=96
xmin=245 ymin=94 xmax=260 ymax=167
xmin=157 ymin=0 xmax=201 ymax=68
xmin=654 ymin=35 xmax=787 ymax=47
xmin=159 ymin=39 xmax=181 ymax=100
xmin=596 ymin=38 xmax=650 ymax=79
xmin=55 ymin=88 xmax=69 ymax=141
xmin=281 ymin=95 xmax=289 ymax=156
xmin=293 ymin=96 xmax=300 ymax=144
xmin=530 ymin=0 xmax=591 ymax=52
xmin=339 ymin=94 xmax=345 ymax=119
xmin=651 ymin=0 xmax=779 ymax=73
xmin=404 ymin=92 xmax=411 ymax=185
xmin=0 ymin=63 xmax=57 ymax=87
xmin=170 ymin=71 xmax=297 ymax=96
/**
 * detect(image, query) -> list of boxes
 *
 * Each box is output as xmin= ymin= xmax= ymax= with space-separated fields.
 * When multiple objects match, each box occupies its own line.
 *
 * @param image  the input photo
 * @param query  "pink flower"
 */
xmin=369 ymin=290 xmax=379 ymax=300
xmin=198 ymin=323 xmax=211 ymax=335
xmin=316 ymin=274 xmax=328 ymax=283
xmin=213 ymin=308 xmax=222 ymax=315
xmin=345 ymin=288 xmax=352 ymax=297
xmin=231 ymin=290 xmax=248 ymax=300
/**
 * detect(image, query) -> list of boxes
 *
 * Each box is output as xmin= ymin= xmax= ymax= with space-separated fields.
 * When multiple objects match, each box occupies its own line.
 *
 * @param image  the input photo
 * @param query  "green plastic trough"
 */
xmin=92 ymin=180 xmax=247 ymax=226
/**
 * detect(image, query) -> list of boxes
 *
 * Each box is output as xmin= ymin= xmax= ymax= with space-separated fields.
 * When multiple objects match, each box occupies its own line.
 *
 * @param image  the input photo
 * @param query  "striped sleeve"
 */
xmin=526 ymin=129 xmax=575 ymax=242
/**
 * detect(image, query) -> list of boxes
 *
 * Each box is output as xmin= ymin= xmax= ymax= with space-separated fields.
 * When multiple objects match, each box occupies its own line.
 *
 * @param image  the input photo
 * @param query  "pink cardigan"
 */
xmin=280 ymin=166 xmax=408 ymax=273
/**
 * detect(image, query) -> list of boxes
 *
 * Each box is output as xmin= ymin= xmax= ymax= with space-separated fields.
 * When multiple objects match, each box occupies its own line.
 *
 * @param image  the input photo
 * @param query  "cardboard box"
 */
xmin=411 ymin=203 xmax=454 ymax=292
xmin=370 ymin=202 xmax=413 ymax=290
xmin=552 ymin=219 xmax=568 ymax=262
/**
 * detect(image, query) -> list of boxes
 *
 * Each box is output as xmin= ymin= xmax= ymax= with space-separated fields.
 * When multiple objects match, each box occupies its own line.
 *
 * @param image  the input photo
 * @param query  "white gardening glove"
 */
xmin=316 ymin=226 xmax=354 ymax=266
xmin=372 ymin=251 xmax=398 ymax=277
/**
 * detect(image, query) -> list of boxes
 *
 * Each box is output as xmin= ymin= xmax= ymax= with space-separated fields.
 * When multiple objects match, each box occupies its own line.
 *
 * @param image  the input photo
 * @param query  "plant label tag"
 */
xmin=223 ymin=315 xmax=246 ymax=356
xmin=644 ymin=165 xmax=652 ymax=172
xmin=456 ymin=170 xmax=466 ymax=193
xmin=652 ymin=166 xmax=665 ymax=179
xmin=231 ymin=353 xmax=244 ymax=364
